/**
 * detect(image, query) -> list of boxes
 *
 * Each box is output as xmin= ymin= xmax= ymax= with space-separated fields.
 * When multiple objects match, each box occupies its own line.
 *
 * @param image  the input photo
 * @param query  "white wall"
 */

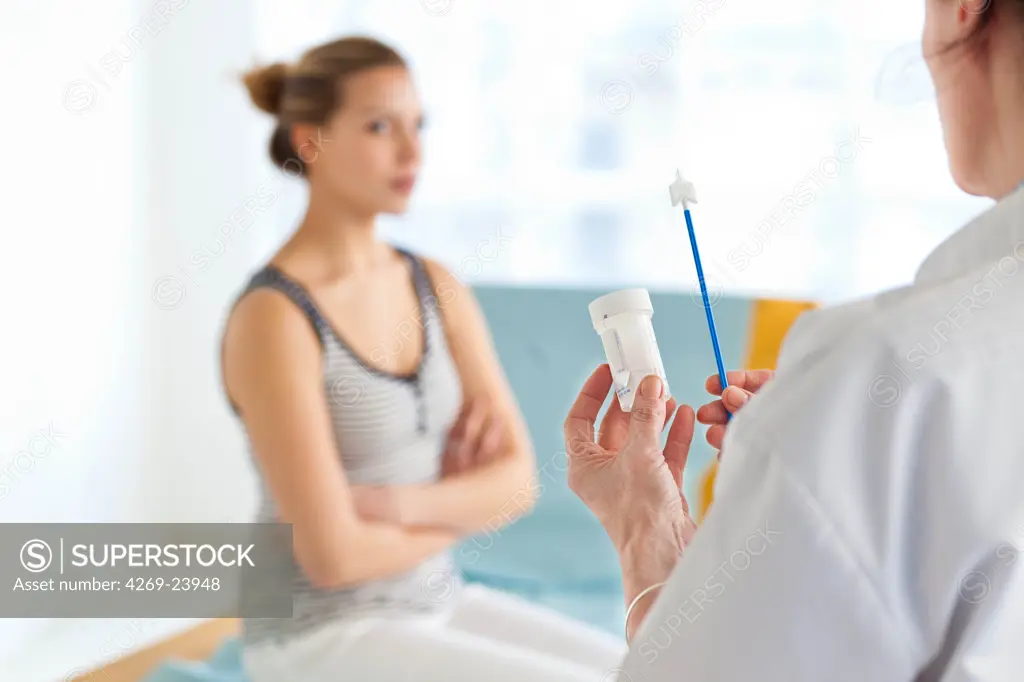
xmin=143 ymin=0 xmax=268 ymax=524
xmin=0 ymin=0 xmax=146 ymax=517
xmin=0 ymin=0 xmax=146 ymax=663
xmin=0 ymin=0 xmax=285 ymax=673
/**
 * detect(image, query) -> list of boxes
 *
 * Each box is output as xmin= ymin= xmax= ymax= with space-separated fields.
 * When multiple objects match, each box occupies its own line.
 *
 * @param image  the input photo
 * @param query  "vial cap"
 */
xmin=589 ymin=288 xmax=654 ymax=330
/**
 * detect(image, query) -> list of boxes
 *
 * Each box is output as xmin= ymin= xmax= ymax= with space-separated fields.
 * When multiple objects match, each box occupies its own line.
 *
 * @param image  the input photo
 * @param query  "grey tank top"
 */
xmin=233 ymin=248 xmax=465 ymax=647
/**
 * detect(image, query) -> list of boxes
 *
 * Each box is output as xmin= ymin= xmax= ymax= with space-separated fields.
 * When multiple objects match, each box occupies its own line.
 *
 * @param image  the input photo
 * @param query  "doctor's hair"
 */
xmin=241 ymin=36 xmax=407 ymax=176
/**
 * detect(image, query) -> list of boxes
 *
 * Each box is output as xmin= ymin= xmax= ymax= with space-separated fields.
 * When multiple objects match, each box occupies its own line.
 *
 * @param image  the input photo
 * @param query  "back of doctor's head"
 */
xmin=923 ymin=0 xmax=1024 ymax=198
xmin=241 ymin=36 xmax=423 ymax=216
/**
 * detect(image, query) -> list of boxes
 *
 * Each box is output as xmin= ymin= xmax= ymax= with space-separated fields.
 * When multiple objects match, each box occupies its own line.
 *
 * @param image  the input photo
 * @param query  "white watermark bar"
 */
xmin=0 ymin=523 xmax=293 ymax=618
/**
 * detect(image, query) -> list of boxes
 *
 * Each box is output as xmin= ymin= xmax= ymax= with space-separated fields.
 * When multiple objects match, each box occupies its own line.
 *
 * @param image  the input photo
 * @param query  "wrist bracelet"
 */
xmin=624 ymin=581 xmax=666 ymax=644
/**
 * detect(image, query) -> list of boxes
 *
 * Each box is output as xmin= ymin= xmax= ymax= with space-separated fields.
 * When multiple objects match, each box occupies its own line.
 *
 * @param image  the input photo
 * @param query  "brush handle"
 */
xmin=683 ymin=208 xmax=731 ymax=421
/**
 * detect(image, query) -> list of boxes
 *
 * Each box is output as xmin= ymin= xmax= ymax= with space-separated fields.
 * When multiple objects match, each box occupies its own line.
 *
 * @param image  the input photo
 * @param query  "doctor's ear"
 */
xmin=927 ymin=0 xmax=995 ymax=59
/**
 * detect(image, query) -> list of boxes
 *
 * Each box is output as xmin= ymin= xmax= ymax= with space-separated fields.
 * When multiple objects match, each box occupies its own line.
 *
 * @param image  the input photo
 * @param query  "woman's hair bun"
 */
xmin=242 ymin=62 xmax=289 ymax=114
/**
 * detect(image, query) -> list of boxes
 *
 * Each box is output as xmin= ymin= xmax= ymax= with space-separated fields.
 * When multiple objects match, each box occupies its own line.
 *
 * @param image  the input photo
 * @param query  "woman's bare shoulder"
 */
xmin=222 ymin=286 xmax=323 ymax=407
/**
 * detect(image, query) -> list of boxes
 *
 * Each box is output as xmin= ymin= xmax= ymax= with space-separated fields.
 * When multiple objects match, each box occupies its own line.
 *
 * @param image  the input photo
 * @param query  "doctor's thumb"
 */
xmin=625 ymin=375 xmax=668 ymax=447
xmin=723 ymin=386 xmax=752 ymax=412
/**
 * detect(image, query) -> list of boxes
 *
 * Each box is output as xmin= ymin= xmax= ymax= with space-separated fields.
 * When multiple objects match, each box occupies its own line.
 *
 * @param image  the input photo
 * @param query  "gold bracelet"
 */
xmin=624 ymin=581 xmax=666 ymax=644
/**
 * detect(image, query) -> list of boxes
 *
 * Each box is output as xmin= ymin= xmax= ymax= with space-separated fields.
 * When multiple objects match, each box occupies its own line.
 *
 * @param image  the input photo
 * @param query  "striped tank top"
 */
xmin=232 ymin=248 xmax=465 ymax=647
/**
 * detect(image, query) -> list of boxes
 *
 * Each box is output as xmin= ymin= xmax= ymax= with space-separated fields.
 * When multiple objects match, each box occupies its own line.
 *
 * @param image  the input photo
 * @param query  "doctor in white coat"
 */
xmin=565 ymin=1 xmax=1024 ymax=680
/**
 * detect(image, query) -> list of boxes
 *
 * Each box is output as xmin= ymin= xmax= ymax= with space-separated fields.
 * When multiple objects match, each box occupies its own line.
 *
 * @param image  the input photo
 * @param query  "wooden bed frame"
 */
xmin=68 ymin=619 xmax=239 ymax=682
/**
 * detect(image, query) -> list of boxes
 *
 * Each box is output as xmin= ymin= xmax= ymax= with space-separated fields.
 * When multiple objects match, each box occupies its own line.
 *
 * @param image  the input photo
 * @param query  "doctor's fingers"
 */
xmin=705 ymin=369 xmax=774 ymax=396
xmin=564 ymin=364 xmax=614 ymax=454
xmin=598 ymin=392 xmax=677 ymax=451
xmin=623 ymin=375 xmax=669 ymax=451
xmin=663 ymin=404 xmax=695 ymax=489
xmin=706 ymin=423 xmax=726 ymax=450
xmin=696 ymin=386 xmax=754 ymax=424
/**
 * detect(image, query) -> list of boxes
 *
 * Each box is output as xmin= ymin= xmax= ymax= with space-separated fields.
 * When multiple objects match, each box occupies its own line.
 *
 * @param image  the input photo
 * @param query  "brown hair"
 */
xmin=241 ymin=36 xmax=407 ymax=176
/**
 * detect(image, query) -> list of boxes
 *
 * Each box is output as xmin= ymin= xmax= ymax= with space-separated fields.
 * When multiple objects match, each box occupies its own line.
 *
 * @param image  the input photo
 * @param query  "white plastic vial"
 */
xmin=588 ymin=288 xmax=671 ymax=412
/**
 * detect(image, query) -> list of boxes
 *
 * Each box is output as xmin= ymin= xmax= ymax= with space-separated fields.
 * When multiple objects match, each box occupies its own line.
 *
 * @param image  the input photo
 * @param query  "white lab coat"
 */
xmin=620 ymin=186 xmax=1024 ymax=682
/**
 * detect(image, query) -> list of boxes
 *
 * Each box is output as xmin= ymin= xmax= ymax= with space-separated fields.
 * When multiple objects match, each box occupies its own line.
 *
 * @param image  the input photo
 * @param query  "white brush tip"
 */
xmin=669 ymin=170 xmax=697 ymax=207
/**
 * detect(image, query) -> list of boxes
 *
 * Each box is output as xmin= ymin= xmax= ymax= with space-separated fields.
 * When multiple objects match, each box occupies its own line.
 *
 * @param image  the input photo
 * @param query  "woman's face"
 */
xmin=296 ymin=65 xmax=423 ymax=215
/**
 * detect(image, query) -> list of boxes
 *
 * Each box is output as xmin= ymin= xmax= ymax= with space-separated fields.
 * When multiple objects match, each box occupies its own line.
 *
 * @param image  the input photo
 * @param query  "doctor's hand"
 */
xmin=563 ymin=365 xmax=697 ymax=553
xmin=697 ymin=370 xmax=774 ymax=450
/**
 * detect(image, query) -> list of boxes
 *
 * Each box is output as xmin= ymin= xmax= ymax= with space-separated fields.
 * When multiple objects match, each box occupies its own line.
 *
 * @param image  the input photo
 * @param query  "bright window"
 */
xmin=254 ymin=0 xmax=991 ymax=304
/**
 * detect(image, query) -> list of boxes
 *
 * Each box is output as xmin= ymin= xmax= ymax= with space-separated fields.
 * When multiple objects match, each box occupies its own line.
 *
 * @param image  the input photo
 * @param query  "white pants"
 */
xmin=242 ymin=584 xmax=628 ymax=682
